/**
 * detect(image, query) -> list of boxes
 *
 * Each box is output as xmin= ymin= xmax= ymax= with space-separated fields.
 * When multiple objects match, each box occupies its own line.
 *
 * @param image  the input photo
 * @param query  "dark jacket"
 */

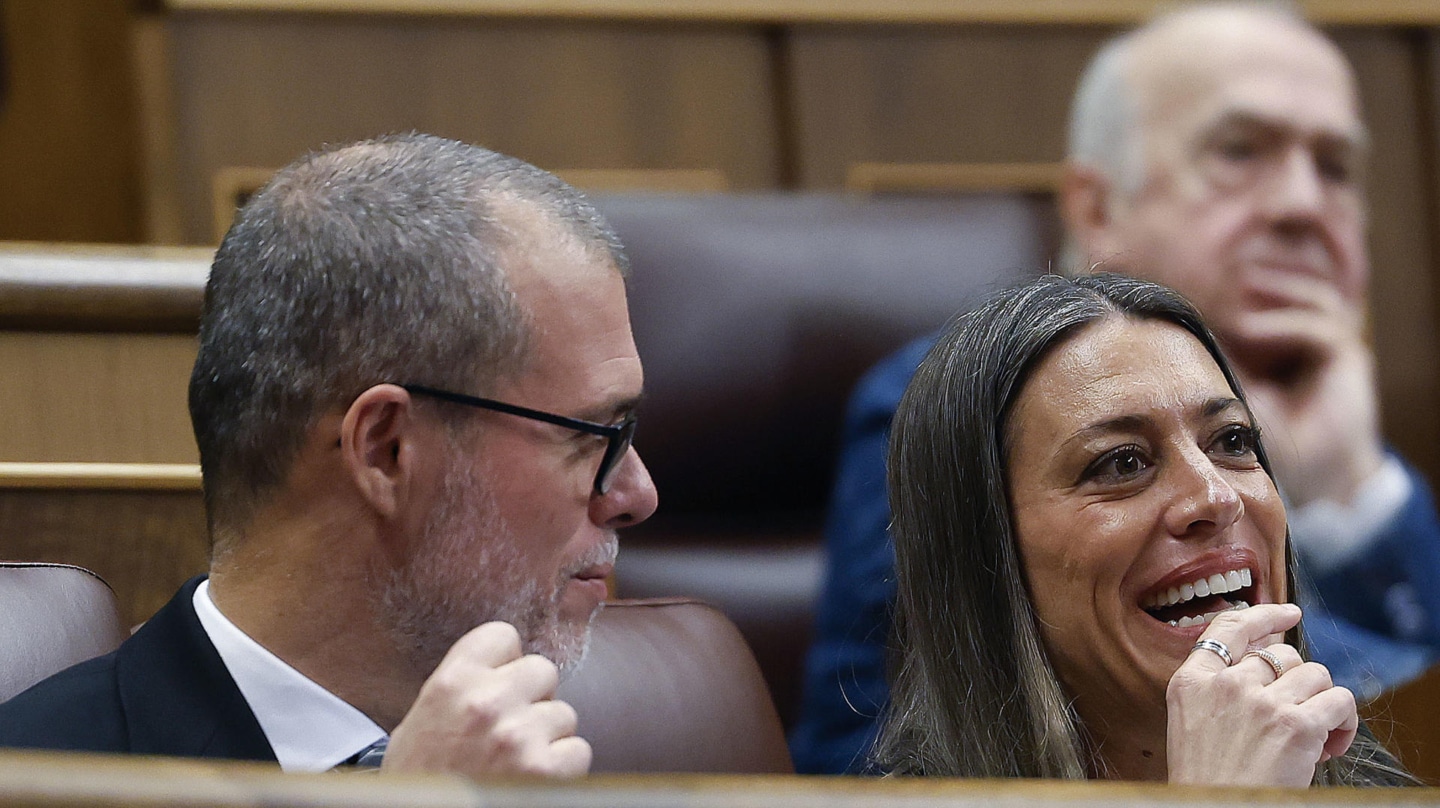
xmin=0 ymin=575 xmax=275 ymax=761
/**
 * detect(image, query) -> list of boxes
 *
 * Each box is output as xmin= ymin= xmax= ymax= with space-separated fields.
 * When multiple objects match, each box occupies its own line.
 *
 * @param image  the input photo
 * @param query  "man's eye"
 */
xmin=1316 ymin=151 xmax=1357 ymax=184
xmin=1216 ymin=136 xmax=1259 ymax=162
xmin=1083 ymin=446 xmax=1151 ymax=484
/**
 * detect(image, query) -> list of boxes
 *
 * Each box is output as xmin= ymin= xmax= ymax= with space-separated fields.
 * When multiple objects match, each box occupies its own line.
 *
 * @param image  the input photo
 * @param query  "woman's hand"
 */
xmin=1165 ymin=603 xmax=1358 ymax=787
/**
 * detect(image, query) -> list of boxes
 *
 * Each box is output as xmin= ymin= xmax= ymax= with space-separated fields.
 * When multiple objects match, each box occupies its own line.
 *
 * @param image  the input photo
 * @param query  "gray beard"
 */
xmin=373 ymin=454 xmax=615 ymax=677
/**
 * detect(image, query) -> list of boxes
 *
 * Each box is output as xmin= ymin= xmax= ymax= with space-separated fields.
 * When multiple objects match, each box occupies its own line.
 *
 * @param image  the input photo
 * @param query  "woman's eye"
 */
xmin=1084 ymin=446 xmax=1151 ymax=484
xmin=1210 ymin=424 xmax=1260 ymax=459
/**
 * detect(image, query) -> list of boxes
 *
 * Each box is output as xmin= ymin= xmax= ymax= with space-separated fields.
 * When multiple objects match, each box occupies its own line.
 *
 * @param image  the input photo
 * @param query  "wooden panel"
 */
xmin=160 ymin=0 xmax=1440 ymax=26
xmin=1333 ymin=28 xmax=1440 ymax=486
xmin=0 ymin=464 xmax=206 ymax=627
xmin=789 ymin=25 xmax=1112 ymax=189
xmin=1367 ymin=663 xmax=1440 ymax=786
xmin=846 ymin=161 xmax=1064 ymax=193
xmin=0 ymin=333 xmax=198 ymax=463
xmin=0 ymin=1 xmax=142 ymax=243
xmin=0 ymin=488 xmax=208 ymax=627
xmin=158 ymin=13 xmax=780 ymax=243
xmin=555 ymin=167 xmax=730 ymax=192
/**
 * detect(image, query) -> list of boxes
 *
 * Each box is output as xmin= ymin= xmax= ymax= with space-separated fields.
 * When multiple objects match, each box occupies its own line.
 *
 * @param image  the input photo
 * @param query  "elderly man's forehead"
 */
xmin=1125 ymin=8 xmax=1360 ymax=125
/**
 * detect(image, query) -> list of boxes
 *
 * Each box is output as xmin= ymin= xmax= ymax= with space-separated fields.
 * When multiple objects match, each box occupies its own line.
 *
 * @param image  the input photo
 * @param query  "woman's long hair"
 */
xmin=874 ymin=273 xmax=1412 ymax=786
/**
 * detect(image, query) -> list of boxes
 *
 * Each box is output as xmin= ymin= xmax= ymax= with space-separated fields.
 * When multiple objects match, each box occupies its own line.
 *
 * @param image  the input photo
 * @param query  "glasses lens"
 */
xmin=596 ymin=415 xmax=638 ymax=495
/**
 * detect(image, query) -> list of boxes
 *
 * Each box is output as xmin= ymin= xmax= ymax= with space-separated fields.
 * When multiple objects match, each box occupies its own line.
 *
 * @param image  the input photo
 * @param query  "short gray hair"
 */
xmin=189 ymin=133 xmax=627 ymax=542
xmin=1067 ymin=31 xmax=1144 ymax=197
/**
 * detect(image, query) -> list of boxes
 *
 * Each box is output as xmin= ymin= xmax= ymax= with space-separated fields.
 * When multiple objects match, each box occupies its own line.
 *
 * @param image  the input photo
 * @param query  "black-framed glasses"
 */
xmin=400 ymin=383 xmax=638 ymax=495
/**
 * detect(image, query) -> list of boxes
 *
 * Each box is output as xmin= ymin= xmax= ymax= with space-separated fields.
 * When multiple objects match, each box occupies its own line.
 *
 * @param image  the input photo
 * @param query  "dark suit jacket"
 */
xmin=0 ymin=575 xmax=276 ymax=760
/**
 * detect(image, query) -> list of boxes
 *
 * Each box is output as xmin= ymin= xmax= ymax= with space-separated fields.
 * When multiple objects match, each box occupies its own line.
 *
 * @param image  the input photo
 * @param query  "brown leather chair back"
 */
xmin=556 ymin=598 xmax=792 ymax=773
xmin=0 ymin=562 xmax=125 ymax=702
xmin=591 ymin=191 xmax=1057 ymax=727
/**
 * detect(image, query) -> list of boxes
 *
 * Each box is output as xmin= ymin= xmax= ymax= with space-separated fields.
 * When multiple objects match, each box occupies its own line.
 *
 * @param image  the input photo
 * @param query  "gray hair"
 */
xmin=1067 ymin=31 xmax=1144 ymax=197
xmin=189 ymin=133 xmax=627 ymax=543
xmin=875 ymin=273 xmax=1411 ymax=785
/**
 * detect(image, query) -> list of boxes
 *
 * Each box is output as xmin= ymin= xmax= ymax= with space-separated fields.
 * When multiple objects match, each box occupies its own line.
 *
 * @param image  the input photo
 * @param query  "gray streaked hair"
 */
xmin=189 ymin=133 xmax=627 ymax=545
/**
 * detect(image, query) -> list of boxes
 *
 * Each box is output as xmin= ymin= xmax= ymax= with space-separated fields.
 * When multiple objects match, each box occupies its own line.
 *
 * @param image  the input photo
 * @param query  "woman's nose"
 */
xmin=1162 ymin=448 xmax=1245 ymax=539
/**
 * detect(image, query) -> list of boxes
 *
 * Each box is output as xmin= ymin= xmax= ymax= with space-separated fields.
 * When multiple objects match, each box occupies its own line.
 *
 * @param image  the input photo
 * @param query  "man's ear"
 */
xmin=339 ymin=384 xmax=419 ymax=520
xmin=1059 ymin=162 xmax=1124 ymax=266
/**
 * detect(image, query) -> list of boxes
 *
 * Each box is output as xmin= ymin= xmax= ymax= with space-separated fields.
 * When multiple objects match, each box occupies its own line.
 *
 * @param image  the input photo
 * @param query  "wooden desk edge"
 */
xmin=1 ymin=753 xmax=1440 ymax=807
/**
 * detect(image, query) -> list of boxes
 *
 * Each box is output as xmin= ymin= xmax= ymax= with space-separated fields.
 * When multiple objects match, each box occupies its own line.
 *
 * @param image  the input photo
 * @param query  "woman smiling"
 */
xmin=877 ymin=273 xmax=1412 ymax=786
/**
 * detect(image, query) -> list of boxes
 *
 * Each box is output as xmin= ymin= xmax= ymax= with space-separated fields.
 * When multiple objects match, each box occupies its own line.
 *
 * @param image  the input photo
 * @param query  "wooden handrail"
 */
xmin=160 ymin=0 xmax=1440 ymax=26
xmin=0 ymin=243 xmax=210 ymax=333
xmin=0 ymin=463 xmax=202 ymax=491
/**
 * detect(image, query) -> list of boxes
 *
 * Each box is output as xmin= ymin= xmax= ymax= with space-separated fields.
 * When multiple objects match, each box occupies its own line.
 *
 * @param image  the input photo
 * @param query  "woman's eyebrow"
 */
xmin=1200 ymin=397 xmax=1247 ymax=419
xmin=1063 ymin=414 xmax=1150 ymax=446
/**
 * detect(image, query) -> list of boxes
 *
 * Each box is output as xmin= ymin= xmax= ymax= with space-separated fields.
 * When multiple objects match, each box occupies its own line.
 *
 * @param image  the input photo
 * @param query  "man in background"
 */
xmin=0 ymin=133 xmax=659 ymax=777
xmin=793 ymin=2 xmax=1440 ymax=774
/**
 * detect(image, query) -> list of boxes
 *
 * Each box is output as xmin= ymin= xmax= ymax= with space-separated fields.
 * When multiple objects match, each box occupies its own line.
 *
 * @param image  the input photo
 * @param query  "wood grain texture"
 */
xmin=1334 ymin=28 xmax=1440 ymax=487
xmin=0 ymin=333 xmax=199 ymax=463
xmin=161 ymin=13 xmax=779 ymax=243
xmin=0 ymin=1 xmax=142 ymax=243
xmin=0 ymin=488 xmax=208 ymax=627
xmin=788 ymin=26 xmax=1111 ymax=189
xmin=847 ymin=162 xmax=1065 ymax=194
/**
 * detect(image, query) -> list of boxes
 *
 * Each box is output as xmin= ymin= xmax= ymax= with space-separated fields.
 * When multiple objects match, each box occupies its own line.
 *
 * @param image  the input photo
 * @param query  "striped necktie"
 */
xmin=346 ymin=738 xmax=388 ymax=768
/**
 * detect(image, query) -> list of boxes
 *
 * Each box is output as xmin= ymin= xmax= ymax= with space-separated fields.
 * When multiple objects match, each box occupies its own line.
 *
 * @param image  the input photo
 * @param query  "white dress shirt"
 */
xmin=1288 ymin=454 xmax=1412 ymax=576
xmin=192 ymin=580 xmax=386 ymax=771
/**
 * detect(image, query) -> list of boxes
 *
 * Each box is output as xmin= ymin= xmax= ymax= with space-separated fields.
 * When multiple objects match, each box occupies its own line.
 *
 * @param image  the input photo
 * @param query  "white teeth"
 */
xmin=1167 ymin=600 xmax=1250 ymax=627
xmin=1147 ymin=567 xmax=1255 ymax=609
xmin=1208 ymin=573 xmax=1227 ymax=594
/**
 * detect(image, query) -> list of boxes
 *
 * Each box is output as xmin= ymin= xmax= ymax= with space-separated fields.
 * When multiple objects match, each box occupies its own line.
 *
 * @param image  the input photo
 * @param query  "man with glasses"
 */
xmin=0 ymin=133 xmax=659 ymax=778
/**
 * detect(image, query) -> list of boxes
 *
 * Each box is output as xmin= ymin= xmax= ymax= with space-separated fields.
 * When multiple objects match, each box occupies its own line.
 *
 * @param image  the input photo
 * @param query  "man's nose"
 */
xmin=1262 ymin=145 xmax=1326 ymax=223
xmin=1161 ymin=449 xmax=1245 ymax=540
xmin=591 ymin=446 xmax=659 ymax=529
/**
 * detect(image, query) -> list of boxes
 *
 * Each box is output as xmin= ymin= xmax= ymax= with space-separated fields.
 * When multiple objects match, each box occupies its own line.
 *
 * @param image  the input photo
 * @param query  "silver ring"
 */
xmin=1191 ymin=638 xmax=1233 ymax=666
xmin=1243 ymin=648 xmax=1286 ymax=681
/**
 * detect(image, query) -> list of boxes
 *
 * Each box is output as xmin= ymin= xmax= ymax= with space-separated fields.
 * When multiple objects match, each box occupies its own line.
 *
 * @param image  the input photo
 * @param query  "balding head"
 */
xmin=1062 ymin=2 xmax=1368 ymax=368
xmin=1070 ymin=3 xmax=1361 ymax=197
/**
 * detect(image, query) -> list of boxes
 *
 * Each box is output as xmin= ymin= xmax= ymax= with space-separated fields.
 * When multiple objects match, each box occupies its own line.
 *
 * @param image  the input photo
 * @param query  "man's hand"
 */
xmin=1226 ymin=273 xmax=1384 ymax=507
xmin=382 ymin=622 xmax=592 ymax=779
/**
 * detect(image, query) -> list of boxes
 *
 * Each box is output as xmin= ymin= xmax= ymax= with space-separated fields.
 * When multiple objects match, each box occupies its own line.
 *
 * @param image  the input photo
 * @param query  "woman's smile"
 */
xmin=1006 ymin=316 xmax=1289 ymax=721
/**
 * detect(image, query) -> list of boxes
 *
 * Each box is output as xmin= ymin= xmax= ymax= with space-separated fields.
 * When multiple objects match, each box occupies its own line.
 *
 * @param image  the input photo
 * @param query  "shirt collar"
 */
xmin=192 ymin=580 xmax=385 ymax=771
